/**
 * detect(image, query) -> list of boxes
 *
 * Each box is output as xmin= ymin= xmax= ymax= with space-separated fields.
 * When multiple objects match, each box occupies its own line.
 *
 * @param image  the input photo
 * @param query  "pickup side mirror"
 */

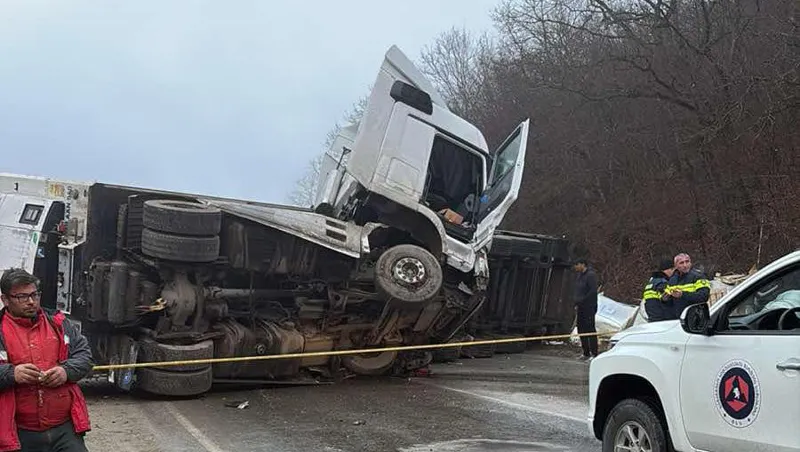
xmin=680 ymin=303 xmax=712 ymax=335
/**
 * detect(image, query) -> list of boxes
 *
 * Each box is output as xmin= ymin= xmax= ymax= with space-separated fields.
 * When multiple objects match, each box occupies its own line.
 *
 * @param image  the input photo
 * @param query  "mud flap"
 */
xmin=107 ymin=335 xmax=138 ymax=392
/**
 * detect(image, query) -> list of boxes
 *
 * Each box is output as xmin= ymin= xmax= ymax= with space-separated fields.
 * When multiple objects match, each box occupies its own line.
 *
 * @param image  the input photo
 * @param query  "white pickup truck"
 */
xmin=588 ymin=249 xmax=800 ymax=452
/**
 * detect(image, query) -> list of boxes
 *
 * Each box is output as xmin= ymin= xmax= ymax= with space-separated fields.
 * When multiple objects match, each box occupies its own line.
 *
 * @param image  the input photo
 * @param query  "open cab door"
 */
xmin=473 ymin=119 xmax=530 ymax=249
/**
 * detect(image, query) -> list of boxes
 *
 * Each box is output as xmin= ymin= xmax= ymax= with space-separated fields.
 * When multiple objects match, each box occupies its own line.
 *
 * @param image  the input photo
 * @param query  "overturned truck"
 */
xmin=0 ymin=45 xmax=543 ymax=396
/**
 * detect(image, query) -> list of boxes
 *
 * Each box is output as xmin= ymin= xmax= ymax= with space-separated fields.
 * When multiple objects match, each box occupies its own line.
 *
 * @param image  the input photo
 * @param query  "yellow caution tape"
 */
xmin=92 ymin=330 xmax=619 ymax=372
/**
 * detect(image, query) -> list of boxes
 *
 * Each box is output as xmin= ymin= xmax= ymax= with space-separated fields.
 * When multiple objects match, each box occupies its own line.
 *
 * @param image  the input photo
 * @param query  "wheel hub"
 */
xmin=392 ymin=257 xmax=427 ymax=286
xmin=614 ymin=421 xmax=652 ymax=452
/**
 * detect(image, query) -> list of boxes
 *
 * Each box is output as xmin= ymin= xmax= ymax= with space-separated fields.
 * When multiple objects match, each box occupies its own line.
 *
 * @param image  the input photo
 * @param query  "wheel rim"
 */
xmin=614 ymin=421 xmax=653 ymax=452
xmin=392 ymin=257 xmax=427 ymax=286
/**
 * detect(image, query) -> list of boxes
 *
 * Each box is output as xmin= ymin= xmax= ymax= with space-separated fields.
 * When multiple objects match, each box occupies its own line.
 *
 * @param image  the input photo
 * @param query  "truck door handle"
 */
xmin=776 ymin=359 xmax=800 ymax=371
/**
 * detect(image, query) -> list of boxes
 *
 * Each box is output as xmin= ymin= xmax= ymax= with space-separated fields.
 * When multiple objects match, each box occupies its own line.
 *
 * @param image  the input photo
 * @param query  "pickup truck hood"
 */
xmin=612 ymin=320 xmax=681 ymax=342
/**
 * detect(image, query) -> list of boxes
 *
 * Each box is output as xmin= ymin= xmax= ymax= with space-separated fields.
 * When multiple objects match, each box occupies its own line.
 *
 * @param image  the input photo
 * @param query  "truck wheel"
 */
xmin=136 ymin=367 xmax=213 ymax=397
xmin=342 ymin=351 xmax=398 ymax=376
xmin=143 ymin=199 xmax=222 ymax=236
xmin=374 ymin=244 xmax=443 ymax=304
xmin=141 ymin=228 xmax=219 ymax=262
xmin=602 ymin=398 xmax=670 ymax=452
xmin=138 ymin=338 xmax=214 ymax=372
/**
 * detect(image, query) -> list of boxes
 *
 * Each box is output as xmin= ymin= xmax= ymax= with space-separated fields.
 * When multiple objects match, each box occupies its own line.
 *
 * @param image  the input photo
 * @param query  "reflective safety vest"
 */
xmin=666 ymin=269 xmax=711 ymax=304
xmin=642 ymin=274 xmax=669 ymax=302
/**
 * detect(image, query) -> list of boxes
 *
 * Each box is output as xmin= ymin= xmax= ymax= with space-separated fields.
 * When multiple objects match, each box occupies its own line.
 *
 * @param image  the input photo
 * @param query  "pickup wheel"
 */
xmin=602 ymin=398 xmax=670 ymax=452
xmin=374 ymin=244 xmax=443 ymax=304
xmin=143 ymin=199 xmax=222 ymax=236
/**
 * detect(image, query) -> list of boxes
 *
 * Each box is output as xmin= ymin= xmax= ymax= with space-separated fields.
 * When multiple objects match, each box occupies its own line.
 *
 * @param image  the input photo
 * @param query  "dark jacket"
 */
xmin=0 ymin=308 xmax=93 ymax=451
xmin=667 ymin=268 xmax=711 ymax=318
xmin=667 ymin=268 xmax=711 ymax=304
xmin=574 ymin=267 xmax=598 ymax=311
xmin=643 ymin=271 xmax=673 ymax=322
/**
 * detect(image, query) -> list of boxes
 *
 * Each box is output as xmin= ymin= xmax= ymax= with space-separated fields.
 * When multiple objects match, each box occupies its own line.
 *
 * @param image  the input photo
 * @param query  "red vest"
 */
xmin=0 ymin=310 xmax=90 ymax=451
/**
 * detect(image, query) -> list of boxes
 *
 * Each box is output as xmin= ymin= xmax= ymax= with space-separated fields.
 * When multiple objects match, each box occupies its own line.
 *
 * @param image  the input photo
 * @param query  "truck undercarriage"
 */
xmin=0 ymin=45 xmax=571 ymax=397
xmin=75 ymin=184 xmax=487 ymax=396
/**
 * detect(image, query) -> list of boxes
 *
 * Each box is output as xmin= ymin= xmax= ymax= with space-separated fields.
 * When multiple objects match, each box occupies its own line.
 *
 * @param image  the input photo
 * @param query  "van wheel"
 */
xmin=602 ymin=398 xmax=671 ymax=452
xmin=374 ymin=244 xmax=443 ymax=304
xmin=143 ymin=199 xmax=221 ymax=236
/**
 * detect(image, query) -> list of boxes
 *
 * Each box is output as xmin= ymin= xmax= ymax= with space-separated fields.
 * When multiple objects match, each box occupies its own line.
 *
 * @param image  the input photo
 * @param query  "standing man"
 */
xmin=0 ymin=268 xmax=93 ymax=452
xmin=572 ymin=258 xmax=599 ymax=360
xmin=642 ymin=257 xmax=676 ymax=322
xmin=666 ymin=253 xmax=711 ymax=319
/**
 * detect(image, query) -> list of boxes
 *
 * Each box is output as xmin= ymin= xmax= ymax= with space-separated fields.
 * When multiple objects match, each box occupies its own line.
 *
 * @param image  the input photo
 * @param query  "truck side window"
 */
xmin=424 ymin=136 xmax=482 ymax=218
xmin=19 ymin=204 xmax=44 ymax=225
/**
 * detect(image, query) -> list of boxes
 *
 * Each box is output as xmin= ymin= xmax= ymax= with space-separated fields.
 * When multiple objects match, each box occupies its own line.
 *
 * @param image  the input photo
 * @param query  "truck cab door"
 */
xmin=472 ymin=119 xmax=530 ymax=250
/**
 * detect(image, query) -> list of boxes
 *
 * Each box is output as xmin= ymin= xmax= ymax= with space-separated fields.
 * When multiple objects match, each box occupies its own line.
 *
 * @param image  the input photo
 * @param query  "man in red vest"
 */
xmin=0 ymin=268 xmax=93 ymax=451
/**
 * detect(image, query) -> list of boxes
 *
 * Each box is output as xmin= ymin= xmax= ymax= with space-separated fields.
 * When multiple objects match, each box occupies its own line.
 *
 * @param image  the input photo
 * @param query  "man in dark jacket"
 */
xmin=0 ymin=268 xmax=93 ymax=452
xmin=642 ymin=258 xmax=676 ymax=322
xmin=666 ymin=253 xmax=711 ymax=319
xmin=572 ymin=258 xmax=598 ymax=360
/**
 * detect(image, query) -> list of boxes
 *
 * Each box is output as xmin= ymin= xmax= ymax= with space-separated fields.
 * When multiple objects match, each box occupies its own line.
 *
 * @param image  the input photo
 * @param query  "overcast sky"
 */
xmin=0 ymin=0 xmax=499 ymax=203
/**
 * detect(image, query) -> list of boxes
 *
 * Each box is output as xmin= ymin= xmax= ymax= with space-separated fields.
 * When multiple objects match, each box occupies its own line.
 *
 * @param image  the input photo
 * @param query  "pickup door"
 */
xmin=473 ymin=119 xmax=530 ymax=251
xmin=678 ymin=261 xmax=800 ymax=451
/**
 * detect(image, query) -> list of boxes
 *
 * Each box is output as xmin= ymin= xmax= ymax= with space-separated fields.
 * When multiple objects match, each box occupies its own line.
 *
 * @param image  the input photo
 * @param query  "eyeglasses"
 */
xmin=6 ymin=291 xmax=41 ymax=302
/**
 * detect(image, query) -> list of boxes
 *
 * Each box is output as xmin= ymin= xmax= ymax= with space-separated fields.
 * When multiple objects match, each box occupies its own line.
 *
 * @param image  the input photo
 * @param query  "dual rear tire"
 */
xmin=140 ymin=199 xmax=221 ymax=263
xmin=135 ymin=339 xmax=215 ymax=397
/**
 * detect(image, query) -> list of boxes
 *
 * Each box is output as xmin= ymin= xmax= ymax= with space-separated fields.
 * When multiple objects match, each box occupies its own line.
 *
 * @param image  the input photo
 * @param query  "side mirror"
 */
xmin=680 ymin=303 xmax=712 ymax=335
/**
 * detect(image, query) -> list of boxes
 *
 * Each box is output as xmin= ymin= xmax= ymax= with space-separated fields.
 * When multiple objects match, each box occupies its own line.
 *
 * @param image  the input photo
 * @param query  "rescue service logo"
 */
xmin=714 ymin=359 xmax=761 ymax=428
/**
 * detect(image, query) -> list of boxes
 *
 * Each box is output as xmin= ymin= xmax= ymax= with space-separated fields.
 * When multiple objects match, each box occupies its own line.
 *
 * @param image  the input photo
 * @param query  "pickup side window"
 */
xmin=718 ymin=264 xmax=800 ymax=333
xmin=19 ymin=204 xmax=44 ymax=225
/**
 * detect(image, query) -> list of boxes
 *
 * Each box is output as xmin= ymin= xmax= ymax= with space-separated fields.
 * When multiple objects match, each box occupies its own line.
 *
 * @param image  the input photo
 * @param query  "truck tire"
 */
xmin=143 ymin=199 xmax=222 ymax=236
xmin=141 ymin=228 xmax=219 ymax=262
xmin=138 ymin=338 xmax=214 ymax=372
xmin=136 ymin=367 xmax=213 ymax=397
xmin=374 ymin=244 xmax=443 ymax=304
xmin=461 ymin=343 xmax=495 ymax=359
xmin=602 ymin=398 xmax=670 ymax=452
xmin=342 ymin=351 xmax=398 ymax=376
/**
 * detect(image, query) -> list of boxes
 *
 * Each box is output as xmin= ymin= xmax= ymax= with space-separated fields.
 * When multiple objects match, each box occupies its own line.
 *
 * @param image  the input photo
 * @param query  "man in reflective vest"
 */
xmin=666 ymin=253 xmax=711 ymax=319
xmin=642 ymin=257 xmax=676 ymax=322
xmin=0 ymin=268 xmax=93 ymax=452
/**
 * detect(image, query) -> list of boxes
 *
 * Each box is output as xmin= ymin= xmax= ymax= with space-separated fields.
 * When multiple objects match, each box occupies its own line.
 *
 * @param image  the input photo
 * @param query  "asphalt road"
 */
xmin=82 ymin=347 xmax=600 ymax=452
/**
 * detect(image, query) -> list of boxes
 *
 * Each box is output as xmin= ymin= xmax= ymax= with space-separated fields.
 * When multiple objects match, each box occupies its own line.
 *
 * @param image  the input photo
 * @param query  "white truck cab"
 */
xmin=589 ymin=249 xmax=800 ymax=452
xmin=315 ymin=45 xmax=529 ymax=274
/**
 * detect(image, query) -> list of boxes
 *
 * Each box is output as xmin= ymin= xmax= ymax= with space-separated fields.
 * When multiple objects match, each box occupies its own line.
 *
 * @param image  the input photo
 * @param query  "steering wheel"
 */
xmin=778 ymin=306 xmax=800 ymax=330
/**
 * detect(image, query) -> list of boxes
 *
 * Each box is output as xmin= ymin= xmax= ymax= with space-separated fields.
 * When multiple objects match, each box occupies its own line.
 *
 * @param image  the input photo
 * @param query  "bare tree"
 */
xmin=421 ymin=0 xmax=799 ymax=299
xmin=286 ymin=94 xmax=369 ymax=207
xmin=419 ymin=27 xmax=498 ymax=120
